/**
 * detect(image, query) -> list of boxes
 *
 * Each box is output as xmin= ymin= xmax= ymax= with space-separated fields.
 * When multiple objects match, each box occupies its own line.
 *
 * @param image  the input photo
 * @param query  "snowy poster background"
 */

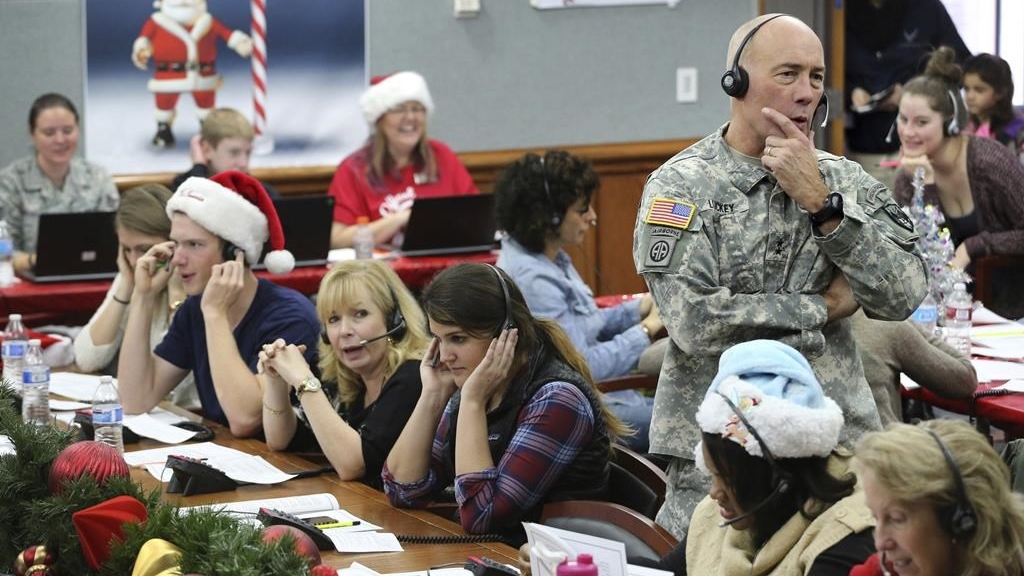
xmin=85 ymin=0 xmax=366 ymax=175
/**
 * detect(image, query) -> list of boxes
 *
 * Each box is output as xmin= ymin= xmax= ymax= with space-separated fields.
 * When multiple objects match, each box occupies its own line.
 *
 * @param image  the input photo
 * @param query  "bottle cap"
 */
xmin=557 ymin=554 xmax=597 ymax=576
xmin=10 ymin=313 xmax=20 ymax=320
xmin=28 ymin=339 xmax=40 ymax=346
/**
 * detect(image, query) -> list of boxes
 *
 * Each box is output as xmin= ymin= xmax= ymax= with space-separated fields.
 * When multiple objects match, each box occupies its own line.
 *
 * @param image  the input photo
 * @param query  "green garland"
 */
xmin=0 ymin=384 xmax=312 ymax=575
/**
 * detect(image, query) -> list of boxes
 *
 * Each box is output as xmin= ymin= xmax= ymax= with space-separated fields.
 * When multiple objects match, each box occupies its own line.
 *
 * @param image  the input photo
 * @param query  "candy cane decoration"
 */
xmin=251 ymin=0 xmax=274 ymax=154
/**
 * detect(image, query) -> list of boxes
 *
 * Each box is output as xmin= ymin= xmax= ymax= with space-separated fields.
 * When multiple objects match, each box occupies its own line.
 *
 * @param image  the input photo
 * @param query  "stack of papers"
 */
xmin=183 ymin=493 xmax=401 ymax=553
xmin=124 ymin=442 xmax=297 ymax=485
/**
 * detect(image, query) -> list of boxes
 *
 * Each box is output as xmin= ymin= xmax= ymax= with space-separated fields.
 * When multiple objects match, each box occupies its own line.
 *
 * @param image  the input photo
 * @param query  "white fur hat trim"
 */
xmin=166 ymin=177 xmax=268 ymax=267
xmin=360 ymin=71 xmax=434 ymax=125
xmin=695 ymin=376 xmax=844 ymax=460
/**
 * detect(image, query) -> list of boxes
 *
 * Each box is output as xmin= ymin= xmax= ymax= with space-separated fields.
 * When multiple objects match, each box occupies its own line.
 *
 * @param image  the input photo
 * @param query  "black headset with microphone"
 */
xmin=923 ymin=427 xmax=977 ymax=539
xmin=322 ymin=285 xmax=407 ymax=348
xmin=714 ymin=392 xmax=795 ymax=527
xmin=721 ymin=13 xmax=829 ymax=129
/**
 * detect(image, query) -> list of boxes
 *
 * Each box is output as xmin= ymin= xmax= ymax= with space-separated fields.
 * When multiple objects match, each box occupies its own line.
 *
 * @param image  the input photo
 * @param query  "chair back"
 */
xmin=540 ymin=500 xmax=678 ymax=561
xmin=610 ymin=444 xmax=668 ymax=518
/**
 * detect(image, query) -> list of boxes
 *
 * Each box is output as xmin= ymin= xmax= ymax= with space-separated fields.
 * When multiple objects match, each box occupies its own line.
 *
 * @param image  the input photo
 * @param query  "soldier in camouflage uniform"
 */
xmin=632 ymin=14 xmax=929 ymax=538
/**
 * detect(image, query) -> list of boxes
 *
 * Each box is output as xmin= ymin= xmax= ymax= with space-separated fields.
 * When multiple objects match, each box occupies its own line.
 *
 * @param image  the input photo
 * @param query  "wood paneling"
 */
xmin=112 ymin=137 xmax=698 ymax=296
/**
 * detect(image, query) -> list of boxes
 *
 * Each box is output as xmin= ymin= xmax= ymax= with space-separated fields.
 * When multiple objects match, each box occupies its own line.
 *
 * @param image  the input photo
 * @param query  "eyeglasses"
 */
xmin=385 ymin=104 xmax=427 ymax=116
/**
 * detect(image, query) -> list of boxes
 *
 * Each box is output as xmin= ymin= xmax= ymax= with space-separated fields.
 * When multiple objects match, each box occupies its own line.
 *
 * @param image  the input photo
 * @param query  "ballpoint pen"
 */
xmin=314 ymin=520 xmax=361 ymax=529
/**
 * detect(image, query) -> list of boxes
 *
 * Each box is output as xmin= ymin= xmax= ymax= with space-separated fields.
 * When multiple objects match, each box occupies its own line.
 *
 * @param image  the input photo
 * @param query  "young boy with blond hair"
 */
xmin=171 ymin=108 xmax=278 ymax=197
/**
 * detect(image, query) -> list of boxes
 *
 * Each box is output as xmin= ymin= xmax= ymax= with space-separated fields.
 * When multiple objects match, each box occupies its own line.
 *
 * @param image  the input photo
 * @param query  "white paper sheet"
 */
xmin=973 ymin=306 xmax=1016 ymax=325
xmin=0 ymin=434 xmax=14 ymax=456
xmin=524 ymin=522 xmax=627 ymax=576
xmin=123 ymin=413 xmax=196 ymax=444
xmin=997 ymin=380 xmax=1024 ymax=393
xmin=971 ymin=359 xmax=1024 ymax=382
xmin=183 ymin=492 xmax=341 ymax=516
xmin=49 ymin=372 xmax=114 ymax=401
xmin=971 ymin=346 xmax=1024 ymax=361
xmin=48 ymin=399 xmax=90 ymax=411
xmin=328 ymin=531 xmax=403 ymax=553
xmin=900 ymin=373 xmax=921 ymax=390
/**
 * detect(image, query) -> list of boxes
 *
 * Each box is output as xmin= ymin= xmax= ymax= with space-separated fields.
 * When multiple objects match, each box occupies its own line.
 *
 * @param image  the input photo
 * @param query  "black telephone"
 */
xmin=465 ymin=556 xmax=522 ymax=576
xmin=165 ymin=454 xmax=239 ymax=496
xmin=257 ymin=507 xmax=335 ymax=551
xmin=221 ymin=241 xmax=243 ymax=262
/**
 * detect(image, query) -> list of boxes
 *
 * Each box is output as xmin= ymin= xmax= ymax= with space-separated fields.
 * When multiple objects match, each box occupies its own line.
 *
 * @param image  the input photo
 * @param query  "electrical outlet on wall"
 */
xmin=676 ymin=67 xmax=697 ymax=103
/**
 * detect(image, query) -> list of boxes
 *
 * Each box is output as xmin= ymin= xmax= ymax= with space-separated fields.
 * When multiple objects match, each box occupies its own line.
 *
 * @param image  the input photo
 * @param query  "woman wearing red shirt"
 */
xmin=328 ymin=71 xmax=477 ymax=248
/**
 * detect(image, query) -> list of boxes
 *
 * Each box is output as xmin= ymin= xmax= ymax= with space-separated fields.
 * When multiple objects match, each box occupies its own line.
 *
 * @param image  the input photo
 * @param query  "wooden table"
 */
xmin=127 ymin=429 xmax=517 ymax=571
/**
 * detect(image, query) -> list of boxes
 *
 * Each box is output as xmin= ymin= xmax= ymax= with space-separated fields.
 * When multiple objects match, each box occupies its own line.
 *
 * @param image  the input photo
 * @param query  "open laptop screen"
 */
xmin=20 ymin=211 xmax=118 ymax=283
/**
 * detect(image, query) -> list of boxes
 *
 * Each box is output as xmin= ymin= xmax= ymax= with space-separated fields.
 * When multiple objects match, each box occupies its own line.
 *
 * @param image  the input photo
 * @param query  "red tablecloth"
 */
xmin=0 ymin=251 xmax=498 ymax=327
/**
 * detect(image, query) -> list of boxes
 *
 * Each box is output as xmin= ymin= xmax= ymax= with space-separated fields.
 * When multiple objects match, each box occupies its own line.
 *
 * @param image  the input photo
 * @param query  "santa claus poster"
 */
xmin=85 ymin=0 xmax=365 ymax=175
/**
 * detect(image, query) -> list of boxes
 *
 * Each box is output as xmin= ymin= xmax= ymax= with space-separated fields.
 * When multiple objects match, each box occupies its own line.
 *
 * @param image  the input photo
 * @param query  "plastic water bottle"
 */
xmin=911 ymin=291 xmax=939 ymax=335
xmin=92 ymin=375 xmax=124 ymax=454
xmin=2 ymin=313 xmax=28 ymax=393
xmin=557 ymin=554 xmax=598 ymax=576
xmin=21 ymin=339 xmax=49 ymax=426
xmin=944 ymin=282 xmax=972 ymax=356
xmin=353 ymin=216 xmax=374 ymax=260
xmin=0 ymin=219 xmax=14 ymax=288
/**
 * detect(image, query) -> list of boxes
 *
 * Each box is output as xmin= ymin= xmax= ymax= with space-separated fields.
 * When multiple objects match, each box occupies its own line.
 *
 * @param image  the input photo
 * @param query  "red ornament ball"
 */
xmin=262 ymin=525 xmax=322 ymax=568
xmin=310 ymin=564 xmax=337 ymax=576
xmin=48 ymin=441 xmax=130 ymax=495
xmin=14 ymin=544 xmax=56 ymax=576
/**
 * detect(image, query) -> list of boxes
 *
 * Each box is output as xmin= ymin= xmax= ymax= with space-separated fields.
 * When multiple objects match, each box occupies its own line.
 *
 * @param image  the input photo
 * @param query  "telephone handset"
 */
xmin=428 ymin=337 xmax=441 ymax=368
xmin=257 ymin=507 xmax=335 ymax=550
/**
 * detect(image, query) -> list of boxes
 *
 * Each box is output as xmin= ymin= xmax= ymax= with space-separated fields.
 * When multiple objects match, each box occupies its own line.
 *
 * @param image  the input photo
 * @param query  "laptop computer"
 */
xmin=398 ymin=194 xmax=498 ymax=256
xmin=257 ymin=195 xmax=334 ymax=268
xmin=20 ymin=211 xmax=119 ymax=283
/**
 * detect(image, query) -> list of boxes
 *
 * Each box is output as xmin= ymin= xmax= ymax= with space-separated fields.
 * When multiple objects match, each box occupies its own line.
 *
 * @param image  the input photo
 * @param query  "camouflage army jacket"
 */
xmin=633 ymin=125 xmax=928 ymax=458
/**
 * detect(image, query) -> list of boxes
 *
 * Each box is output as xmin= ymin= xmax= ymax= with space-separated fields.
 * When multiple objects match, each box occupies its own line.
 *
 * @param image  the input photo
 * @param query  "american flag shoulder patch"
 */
xmin=645 ymin=198 xmax=696 ymax=230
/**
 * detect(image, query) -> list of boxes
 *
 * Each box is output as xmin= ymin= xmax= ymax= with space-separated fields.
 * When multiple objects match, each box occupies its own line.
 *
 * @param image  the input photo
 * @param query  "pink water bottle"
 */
xmin=557 ymin=554 xmax=598 ymax=576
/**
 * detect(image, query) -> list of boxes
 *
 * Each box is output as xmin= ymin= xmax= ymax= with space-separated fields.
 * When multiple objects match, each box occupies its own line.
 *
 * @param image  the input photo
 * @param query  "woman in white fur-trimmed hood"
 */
xmin=682 ymin=339 xmax=875 ymax=576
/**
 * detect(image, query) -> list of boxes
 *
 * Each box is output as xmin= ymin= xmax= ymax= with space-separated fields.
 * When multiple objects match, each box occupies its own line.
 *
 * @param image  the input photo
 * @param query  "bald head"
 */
xmin=726 ymin=14 xmax=820 ymax=71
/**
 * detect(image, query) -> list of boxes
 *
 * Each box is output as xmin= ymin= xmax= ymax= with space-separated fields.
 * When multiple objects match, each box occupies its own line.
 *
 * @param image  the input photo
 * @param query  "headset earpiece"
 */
xmin=538 ymin=154 xmax=562 ymax=228
xmin=813 ymin=92 xmax=830 ymax=129
xmin=945 ymin=90 xmax=961 ymax=137
xmin=221 ymin=241 xmax=242 ymax=262
xmin=721 ymin=14 xmax=785 ymax=99
xmin=485 ymin=264 xmax=515 ymax=333
xmin=385 ymin=285 xmax=407 ymax=341
xmin=320 ymin=286 xmax=408 ymax=348
xmin=721 ymin=68 xmax=748 ymax=98
xmin=924 ymin=427 xmax=977 ymax=539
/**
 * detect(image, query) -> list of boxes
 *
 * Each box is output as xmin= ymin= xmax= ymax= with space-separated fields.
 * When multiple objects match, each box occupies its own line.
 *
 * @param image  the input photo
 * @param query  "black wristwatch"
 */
xmin=808 ymin=192 xmax=844 ymax=227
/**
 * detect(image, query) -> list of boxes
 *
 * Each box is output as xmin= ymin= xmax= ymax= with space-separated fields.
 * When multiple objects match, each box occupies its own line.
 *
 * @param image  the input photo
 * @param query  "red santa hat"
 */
xmin=359 ymin=71 xmax=434 ymax=125
xmin=166 ymin=171 xmax=295 ymax=274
